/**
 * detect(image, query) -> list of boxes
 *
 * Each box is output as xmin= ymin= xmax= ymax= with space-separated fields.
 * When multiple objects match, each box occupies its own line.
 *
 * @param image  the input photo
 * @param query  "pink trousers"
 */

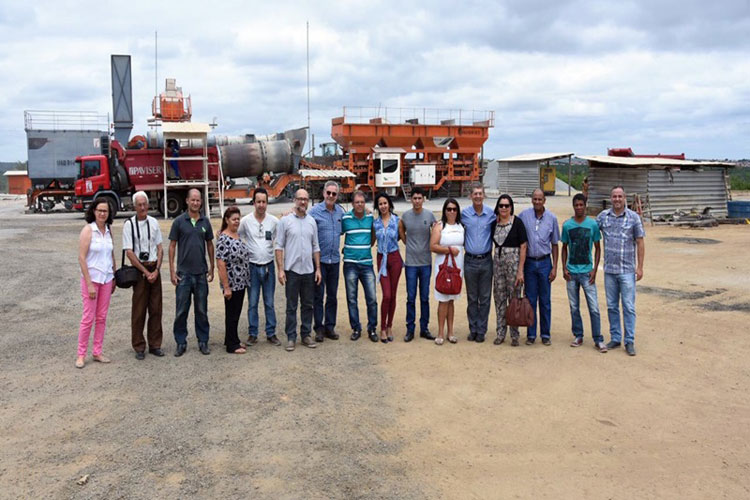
xmin=77 ymin=277 xmax=113 ymax=356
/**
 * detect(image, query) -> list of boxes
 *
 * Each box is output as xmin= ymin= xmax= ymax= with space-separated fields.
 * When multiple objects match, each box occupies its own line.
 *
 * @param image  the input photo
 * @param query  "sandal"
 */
xmin=92 ymin=354 xmax=111 ymax=363
xmin=435 ymin=337 xmax=444 ymax=345
xmin=231 ymin=347 xmax=247 ymax=354
xmin=75 ymin=356 xmax=85 ymax=369
xmin=448 ymin=336 xmax=457 ymax=344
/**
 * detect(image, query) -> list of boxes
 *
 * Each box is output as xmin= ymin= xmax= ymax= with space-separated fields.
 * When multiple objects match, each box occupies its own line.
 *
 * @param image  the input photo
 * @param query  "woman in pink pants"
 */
xmin=373 ymin=192 xmax=403 ymax=343
xmin=76 ymin=198 xmax=117 ymax=368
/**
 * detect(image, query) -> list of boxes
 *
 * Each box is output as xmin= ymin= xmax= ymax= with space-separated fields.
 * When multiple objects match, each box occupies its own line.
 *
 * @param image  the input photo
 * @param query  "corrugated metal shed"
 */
xmin=496 ymin=152 xmax=574 ymax=197
xmin=585 ymin=156 xmax=733 ymax=217
xmin=497 ymin=152 xmax=574 ymax=162
xmin=299 ymin=169 xmax=355 ymax=179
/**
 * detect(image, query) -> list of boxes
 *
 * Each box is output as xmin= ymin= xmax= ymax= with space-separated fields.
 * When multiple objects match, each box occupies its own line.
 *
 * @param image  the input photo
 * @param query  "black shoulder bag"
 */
xmin=114 ymin=217 xmax=142 ymax=289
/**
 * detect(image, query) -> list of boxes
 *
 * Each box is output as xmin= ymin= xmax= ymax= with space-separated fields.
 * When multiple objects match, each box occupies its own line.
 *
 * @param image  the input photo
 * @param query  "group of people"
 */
xmin=74 ymin=181 xmax=645 ymax=367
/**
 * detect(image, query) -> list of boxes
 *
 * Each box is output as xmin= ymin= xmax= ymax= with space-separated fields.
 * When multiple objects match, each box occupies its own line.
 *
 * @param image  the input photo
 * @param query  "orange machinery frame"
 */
xmin=330 ymin=108 xmax=493 ymax=195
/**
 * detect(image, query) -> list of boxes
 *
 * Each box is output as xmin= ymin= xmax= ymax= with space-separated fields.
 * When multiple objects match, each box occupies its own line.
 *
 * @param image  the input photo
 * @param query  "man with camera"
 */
xmin=123 ymin=191 xmax=165 ymax=360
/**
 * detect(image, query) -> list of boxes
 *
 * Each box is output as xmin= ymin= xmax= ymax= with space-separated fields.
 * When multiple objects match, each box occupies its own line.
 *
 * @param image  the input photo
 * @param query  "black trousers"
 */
xmin=224 ymin=288 xmax=246 ymax=352
xmin=285 ymin=270 xmax=314 ymax=341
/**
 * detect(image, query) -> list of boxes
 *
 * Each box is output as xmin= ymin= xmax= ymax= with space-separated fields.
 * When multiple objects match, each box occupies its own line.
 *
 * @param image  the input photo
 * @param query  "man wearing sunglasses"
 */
xmin=239 ymin=187 xmax=280 ymax=347
xmin=518 ymin=189 xmax=560 ymax=346
xmin=309 ymin=181 xmax=346 ymax=343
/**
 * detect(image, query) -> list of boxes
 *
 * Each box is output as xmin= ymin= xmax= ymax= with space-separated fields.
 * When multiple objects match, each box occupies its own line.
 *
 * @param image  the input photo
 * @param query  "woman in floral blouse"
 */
xmin=216 ymin=206 xmax=252 ymax=353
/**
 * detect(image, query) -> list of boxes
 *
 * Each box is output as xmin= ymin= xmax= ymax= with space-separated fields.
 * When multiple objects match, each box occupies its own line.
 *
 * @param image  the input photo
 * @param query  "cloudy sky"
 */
xmin=1 ymin=0 xmax=748 ymax=162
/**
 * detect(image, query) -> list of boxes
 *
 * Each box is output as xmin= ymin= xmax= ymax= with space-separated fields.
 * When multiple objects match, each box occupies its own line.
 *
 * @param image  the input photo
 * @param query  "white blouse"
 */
xmin=85 ymin=222 xmax=114 ymax=284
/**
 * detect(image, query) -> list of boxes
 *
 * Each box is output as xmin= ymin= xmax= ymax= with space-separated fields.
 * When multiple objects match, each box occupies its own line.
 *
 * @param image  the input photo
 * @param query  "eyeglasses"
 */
xmin=445 ymin=207 xmax=457 ymax=212
xmin=95 ymin=209 xmax=109 ymax=213
xmin=498 ymin=204 xmax=510 ymax=208
xmin=258 ymin=222 xmax=264 ymax=237
xmin=325 ymin=191 xmax=338 ymax=196
xmin=295 ymin=197 xmax=309 ymax=202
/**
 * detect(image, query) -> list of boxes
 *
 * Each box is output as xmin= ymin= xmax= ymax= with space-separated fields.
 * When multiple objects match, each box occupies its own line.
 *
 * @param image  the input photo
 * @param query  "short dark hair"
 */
xmin=440 ymin=198 xmax=462 ymax=226
xmin=85 ymin=198 xmax=114 ymax=225
xmin=373 ymin=191 xmax=394 ymax=216
xmin=219 ymin=205 xmax=241 ymax=234
xmin=572 ymin=193 xmax=587 ymax=205
xmin=611 ymin=185 xmax=625 ymax=194
xmin=411 ymin=186 xmax=425 ymax=198
xmin=352 ymin=190 xmax=366 ymax=202
xmin=253 ymin=187 xmax=268 ymax=203
xmin=494 ymin=194 xmax=515 ymax=216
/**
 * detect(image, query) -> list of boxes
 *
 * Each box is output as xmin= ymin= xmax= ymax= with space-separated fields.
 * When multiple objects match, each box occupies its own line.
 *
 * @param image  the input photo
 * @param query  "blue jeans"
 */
xmin=247 ymin=262 xmax=276 ymax=338
xmin=343 ymin=262 xmax=377 ymax=333
xmin=604 ymin=272 xmax=637 ymax=344
xmin=314 ymin=262 xmax=340 ymax=333
xmin=173 ymin=272 xmax=209 ymax=344
xmin=524 ymin=257 xmax=552 ymax=340
xmin=405 ymin=265 xmax=431 ymax=335
xmin=566 ymin=273 xmax=603 ymax=343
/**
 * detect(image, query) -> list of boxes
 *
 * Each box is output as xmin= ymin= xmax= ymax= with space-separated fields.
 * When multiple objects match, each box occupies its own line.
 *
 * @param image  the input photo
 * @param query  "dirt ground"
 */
xmin=1 ymin=192 xmax=749 ymax=499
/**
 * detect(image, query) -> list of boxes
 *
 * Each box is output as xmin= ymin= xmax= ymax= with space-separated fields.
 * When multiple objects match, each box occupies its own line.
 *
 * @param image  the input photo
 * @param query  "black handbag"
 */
xmin=114 ymin=218 xmax=142 ymax=288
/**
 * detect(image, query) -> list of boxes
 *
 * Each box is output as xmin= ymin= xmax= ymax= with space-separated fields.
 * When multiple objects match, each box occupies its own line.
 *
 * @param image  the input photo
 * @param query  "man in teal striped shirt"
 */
xmin=342 ymin=191 xmax=378 ymax=342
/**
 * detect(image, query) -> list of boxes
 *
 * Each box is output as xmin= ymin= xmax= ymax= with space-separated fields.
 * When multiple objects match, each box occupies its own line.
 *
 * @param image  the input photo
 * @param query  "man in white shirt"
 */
xmin=122 ymin=191 xmax=164 ymax=360
xmin=238 ymin=187 xmax=281 ymax=346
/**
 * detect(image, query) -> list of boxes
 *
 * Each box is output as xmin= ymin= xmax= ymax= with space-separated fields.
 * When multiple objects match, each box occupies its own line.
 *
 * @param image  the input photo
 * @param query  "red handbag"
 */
xmin=435 ymin=253 xmax=462 ymax=295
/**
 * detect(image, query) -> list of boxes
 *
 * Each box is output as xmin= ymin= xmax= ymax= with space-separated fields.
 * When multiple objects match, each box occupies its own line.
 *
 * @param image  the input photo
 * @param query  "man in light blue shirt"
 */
xmin=461 ymin=183 xmax=495 ymax=343
xmin=309 ymin=181 xmax=345 ymax=343
xmin=596 ymin=185 xmax=645 ymax=356
xmin=518 ymin=189 xmax=559 ymax=346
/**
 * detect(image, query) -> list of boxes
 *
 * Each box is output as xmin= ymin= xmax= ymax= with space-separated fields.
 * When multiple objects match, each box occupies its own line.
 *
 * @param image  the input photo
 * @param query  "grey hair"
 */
xmin=132 ymin=191 xmax=149 ymax=204
xmin=324 ymin=180 xmax=340 ymax=191
xmin=352 ymin=190 xmax=366 ymax=201
xmin=470 ymin=182 xmax=484 ymax=193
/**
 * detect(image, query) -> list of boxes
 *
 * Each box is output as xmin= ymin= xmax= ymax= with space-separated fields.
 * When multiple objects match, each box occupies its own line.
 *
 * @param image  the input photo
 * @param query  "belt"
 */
xmin=527 ymin=254 xmax=550 ymax=261
xmin=465 ymin=251 xmax=491 ymax=259
xmin=250 ymin=261 xmax=273 ymax=267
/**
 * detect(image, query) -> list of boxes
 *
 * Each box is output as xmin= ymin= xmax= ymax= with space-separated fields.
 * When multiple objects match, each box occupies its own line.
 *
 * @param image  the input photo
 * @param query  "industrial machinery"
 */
xmin=329 ymin=106 xmax=494 ymax=198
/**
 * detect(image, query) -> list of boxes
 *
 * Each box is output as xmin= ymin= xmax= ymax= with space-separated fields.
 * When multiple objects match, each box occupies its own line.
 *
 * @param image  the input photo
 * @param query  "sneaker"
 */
xmin=595 ymin=341 xmax=608 ymax=353
xmin=493 ymin=336 xmax=505 ymax=345
xmin=267 ymin=335 xmax=281 ymax=346
xmin=247 ymin=336 xmax=258 ymax=345
xmin=542 ymin=338 xmax=551 ymax=346
xmin=135 ymin=351 xmax=146 ymax=360
xmin=525 ymin=338 xmax=535 ymax=345
xmin=570 ymin=337 xmax=583 ymax=347
xmin=285 ymin=340 xmax=295 ymax=352
xmin=625 ymin=343 xmax=636 ymax=356
xmin=350 ymin=330 xmax=361 ymax=341
xmin=511 ymin=338 xmax=520 ymax=346
xmin=301 ymin=336 xmax=317 ymax=348
xmin=606 ymin=341 xmax=621 ymax=350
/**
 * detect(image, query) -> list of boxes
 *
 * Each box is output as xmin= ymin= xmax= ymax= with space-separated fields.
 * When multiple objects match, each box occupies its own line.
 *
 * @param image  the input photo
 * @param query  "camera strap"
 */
xmin=131 ymin=216 xmax=151 ymax=261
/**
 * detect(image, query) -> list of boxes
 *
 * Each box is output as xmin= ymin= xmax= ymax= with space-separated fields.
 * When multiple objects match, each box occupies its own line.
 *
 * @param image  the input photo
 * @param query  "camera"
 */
xmin=139 ymin=251 xmax=150 ymax=261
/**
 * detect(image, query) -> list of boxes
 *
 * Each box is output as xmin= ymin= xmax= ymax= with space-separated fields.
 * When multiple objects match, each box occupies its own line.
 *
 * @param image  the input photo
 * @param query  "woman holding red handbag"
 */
xmin=491 ymin=194 xmax=528 ymax=346
xmin=430 ymin=198 xmax=464 ymax=345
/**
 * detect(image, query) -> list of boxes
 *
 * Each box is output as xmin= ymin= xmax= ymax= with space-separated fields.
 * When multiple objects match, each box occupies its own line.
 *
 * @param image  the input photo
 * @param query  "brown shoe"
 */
xmin=285 ymin=340 xmax=295 ymax=352
xmin=324 ymin=330 xmax=340 ymax=340
xmin=246 ymin=336 xmax=258 ymax=345
xmin=301 ymin=336 xmax=317 ymax=348
xmin=267 ymin=335 xmax=281 ymax=346
xmin=315 ymin=332 xmax=325 ymax=343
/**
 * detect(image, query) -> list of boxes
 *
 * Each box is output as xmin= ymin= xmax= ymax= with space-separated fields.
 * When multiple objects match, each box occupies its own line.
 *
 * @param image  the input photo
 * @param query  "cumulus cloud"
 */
xmin=0 ymin=0 xmax=747 ymax=162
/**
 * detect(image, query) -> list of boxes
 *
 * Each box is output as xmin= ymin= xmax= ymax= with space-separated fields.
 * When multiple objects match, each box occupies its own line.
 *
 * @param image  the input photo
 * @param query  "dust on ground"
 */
xmin=1 ymin=193 xmax=749 ymax=499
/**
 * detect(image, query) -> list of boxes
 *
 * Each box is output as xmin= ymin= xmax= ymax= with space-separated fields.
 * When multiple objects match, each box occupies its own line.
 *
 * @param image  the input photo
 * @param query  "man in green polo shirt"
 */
xmin=342 ymin=191 xmax=378 ymax=342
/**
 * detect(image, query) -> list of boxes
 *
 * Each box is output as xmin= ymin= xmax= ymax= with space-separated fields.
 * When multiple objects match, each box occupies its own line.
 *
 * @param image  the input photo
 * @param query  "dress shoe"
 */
xmin=286 ymin=340 xmax=296 ymax=351
xmin=350 ymin=330 xmax=361 ymax=341
xmin=625 ymin=342 xmax=636 ymax=356
xmin=324 ymin=330 xmax=340 ymax=340
xmin=419 ymin=331 xmax=436 ymax=341
xmin=468 ymin=332 xmax=477 ymax=342
xmin=247 ymin=336 xmax=258 ymax=345
xmin=387 ymin=336 xmax=393 ymax=342
xmin=475 ymin=334 xmax=485 ymax=343
xmin=404 ymin=332 xmax=414 ymax=342
xmin=315 ymin=332 xmax=325 ymax=343
xmin=368 ymin=331 xmax=379 ymax=342
xmin=606 ymin=340 xmax=621 ymax=350
xmin=174 ymin=344 xmax=187 ymax=357
xmin=267 ymin=335 xmax=281 ymax=346
xmin=148 ymin=348 xmax=165 ymax=357
xmin=135 ymin=351 xmax=146 ymax=360
xmin=511 ymin=338 xmax=520 ymax=346
xmin=301 ymin=336 xmax=317 ymax=348
xmin=198 ymin=342 xmax=211 ymax=355
xmin=525 ymin=338 xmax=536 ymax=345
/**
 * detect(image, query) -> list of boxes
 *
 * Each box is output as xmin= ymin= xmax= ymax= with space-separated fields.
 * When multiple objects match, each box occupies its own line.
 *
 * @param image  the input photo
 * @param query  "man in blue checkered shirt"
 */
xmin=596 ymin=186 xmax=645 ymax=356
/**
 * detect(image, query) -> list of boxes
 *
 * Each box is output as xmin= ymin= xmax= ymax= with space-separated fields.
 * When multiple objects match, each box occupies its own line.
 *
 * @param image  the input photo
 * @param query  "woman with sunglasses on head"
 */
xmin=373 ymin=192 xmax=402 ymax=343
xmin=216 ymin=206 xmax=252 ymax=354
xmin=75 ymin=198 xmax=117 ymax=368
xmin=492 ymin=194 xmax=528 ymax=346
xmin=430 ymin=198 xmax=464 ymax=345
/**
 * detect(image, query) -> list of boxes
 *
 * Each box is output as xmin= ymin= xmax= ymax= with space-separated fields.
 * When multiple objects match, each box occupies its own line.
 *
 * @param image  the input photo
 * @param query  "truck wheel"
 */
xmin=166 ymin=192 xmax=184 ymax=218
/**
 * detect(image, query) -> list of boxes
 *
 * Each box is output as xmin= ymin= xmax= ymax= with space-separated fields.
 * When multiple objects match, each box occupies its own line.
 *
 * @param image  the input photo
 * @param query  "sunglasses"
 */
xmin=445 ymin=207 xmax=457 ymax=212
xmin=325 ymin=191 xmax=338 ymax=196
xmin=498 ymin=204 xmax=510 ymax=208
